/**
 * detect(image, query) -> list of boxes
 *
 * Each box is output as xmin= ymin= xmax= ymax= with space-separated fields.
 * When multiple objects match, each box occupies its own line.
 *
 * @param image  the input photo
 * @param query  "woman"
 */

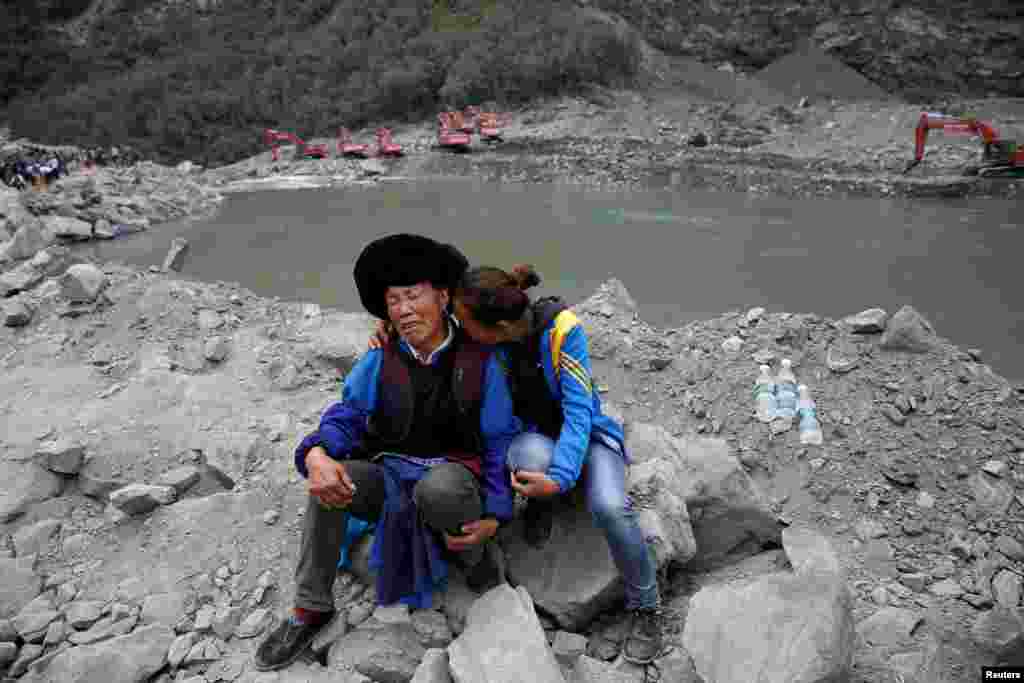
xmin=371 ymin=264 xmax=664 ymax=665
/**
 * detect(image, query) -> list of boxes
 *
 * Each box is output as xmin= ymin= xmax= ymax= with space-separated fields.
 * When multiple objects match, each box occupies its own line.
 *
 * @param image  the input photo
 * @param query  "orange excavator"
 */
xmin=903 ymin=112 xmax=1023 ymax=178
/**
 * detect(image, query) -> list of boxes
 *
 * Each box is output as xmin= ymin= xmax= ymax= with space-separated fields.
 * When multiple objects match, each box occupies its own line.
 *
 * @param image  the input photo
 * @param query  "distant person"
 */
xmin=254 ymin=234 xmax=522 ymax=672
xmin=370 ymin=263 xmax=665 ymax=664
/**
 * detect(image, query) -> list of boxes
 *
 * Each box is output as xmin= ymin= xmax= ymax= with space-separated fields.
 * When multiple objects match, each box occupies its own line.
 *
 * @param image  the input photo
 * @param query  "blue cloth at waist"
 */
xmin=366 ymin=455 xmax=450 ymax=609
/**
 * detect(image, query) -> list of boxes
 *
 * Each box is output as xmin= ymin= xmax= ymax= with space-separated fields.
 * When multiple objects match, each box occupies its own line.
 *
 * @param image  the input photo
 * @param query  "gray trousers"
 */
xmin=294 ymin=460 xmax=486 ymax=611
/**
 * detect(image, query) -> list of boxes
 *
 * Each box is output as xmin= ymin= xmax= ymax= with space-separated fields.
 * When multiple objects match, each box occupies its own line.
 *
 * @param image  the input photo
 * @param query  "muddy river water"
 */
xmin=81 ymin=178 xmax=1023 ymax=379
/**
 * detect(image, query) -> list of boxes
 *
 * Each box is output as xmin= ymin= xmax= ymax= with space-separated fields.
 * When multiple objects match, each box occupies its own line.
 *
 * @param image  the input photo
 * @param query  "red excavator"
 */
xmin=374 ymin=128 xmax=404 ymax=157
xmin=903 ymin=112 xmax=1024 ymax=178
xmin=264 ymin=129 xmax=328 ymax=161
xmin=437 ymin=112 xmax=472 ymax=152
xmin=476 ymin=110 xmax=510 ymax=144
xmin=338 ymin=128 xmax=371 ymax=158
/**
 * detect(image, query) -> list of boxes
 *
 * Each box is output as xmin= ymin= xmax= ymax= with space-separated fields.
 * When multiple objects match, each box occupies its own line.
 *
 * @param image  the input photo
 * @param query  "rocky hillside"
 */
xmin=1 ymin=0 xmax=1021 ymax=166
xmin=591 ymin=0 xmax=1023 ymax=99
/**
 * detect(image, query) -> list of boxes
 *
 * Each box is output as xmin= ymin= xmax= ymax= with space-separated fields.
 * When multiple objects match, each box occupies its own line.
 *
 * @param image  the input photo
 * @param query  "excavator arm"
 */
xmin=904 ymin=112 xmax=1000 ymax=174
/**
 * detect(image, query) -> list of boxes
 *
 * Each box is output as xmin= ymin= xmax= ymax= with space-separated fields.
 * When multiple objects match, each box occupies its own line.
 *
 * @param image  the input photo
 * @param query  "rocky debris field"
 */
xmin=2 ymin=167 xmax=1024 ymax=681
xmin=1 ymin=39 xmax=1023 ymax=683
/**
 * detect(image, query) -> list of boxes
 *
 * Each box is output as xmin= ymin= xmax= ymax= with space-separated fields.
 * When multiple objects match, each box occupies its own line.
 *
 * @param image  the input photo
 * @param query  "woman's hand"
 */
xmin=444 ymin=518 xmax=499 ymax=552
xmin=367 ymin=320 xmax=393 ymax=350
xmin=510 ymin=470 xmax=561 ymax=499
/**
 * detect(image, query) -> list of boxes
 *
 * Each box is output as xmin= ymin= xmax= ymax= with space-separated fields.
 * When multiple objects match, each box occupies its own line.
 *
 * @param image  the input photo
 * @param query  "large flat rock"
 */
xmin=627 ymin=426 xmax=782 ymax=571
xmin=80 ymin=490 xmax=277 ymax=599
xmin=448 ymin=584 xmax=565 ymax=683
xmin=21 ymin=623 xmax=174 ymax=683
xmin=682 ymin=526 xmax=854 ymax=683
xmin=502 ymin=496 xmax=625 ymax=632
xmin=0 ymin=556 xmax=42 ymax=619
xmin=0 ymin=461 xmax=64 ymax=523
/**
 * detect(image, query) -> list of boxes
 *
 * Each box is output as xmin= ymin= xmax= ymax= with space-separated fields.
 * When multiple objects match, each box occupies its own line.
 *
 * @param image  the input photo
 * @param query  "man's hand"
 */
xmin=306 ymin=447 xmax=356 ymax=509
xmin=367 ymin=320 xmax=393 ymax=350
xmin=511 ymin=470 xmax=561 ymax=499
xmin=445 ymin=518 xmax=499 ymax=552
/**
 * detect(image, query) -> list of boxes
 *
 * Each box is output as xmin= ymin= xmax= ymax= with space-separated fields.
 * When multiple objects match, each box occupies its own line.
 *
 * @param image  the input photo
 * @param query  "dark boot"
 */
xmin=253 ymin=611 xmax=334 ymax=671
xmin=521 ymin=498 xmax=554 ymax=549
xmin=622 ymin=607 xmax=665 ymax=665
xmin=465 ymin=541 xmax=507 ymax=593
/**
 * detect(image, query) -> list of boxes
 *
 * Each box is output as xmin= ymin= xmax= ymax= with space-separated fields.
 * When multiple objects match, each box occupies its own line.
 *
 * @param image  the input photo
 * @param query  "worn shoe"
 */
xmin=465 ymin=541 xmax=507 ymax=593
xmin=253 ymin=612 xmax=333 ymax=671
xmin=522 ymin=498 xmax=554 ymax=548
xmin=622 ymin=607 xmax=665 ymax=665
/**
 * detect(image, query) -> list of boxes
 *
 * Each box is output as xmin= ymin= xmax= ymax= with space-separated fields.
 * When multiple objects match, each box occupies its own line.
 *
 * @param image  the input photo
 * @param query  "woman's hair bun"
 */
xmin=510 ymin=264 xmax=541 ymax=290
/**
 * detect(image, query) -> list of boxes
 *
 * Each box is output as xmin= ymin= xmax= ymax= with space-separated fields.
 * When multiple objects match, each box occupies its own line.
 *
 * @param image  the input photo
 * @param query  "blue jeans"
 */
xmin=507 ymin=432 xmax=659 ymax=610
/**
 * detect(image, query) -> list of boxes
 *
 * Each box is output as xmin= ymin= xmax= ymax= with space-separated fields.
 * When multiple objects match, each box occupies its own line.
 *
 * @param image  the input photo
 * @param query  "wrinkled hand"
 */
xmin=445 ymin=518 xmax=499 ymax=552
xmin=306 ymin=448 xmax=356 ymax=509
xmin=367 ymin=320 xmax=393 ymax=350
xmin=510 ymin=470 xmax=561 ymax=499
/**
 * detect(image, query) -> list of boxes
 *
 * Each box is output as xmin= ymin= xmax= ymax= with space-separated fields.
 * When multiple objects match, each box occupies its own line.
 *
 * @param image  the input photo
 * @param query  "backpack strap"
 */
xmin=549 ymin=309 xmax=581 ymax=383
xmin=453 ymin=338 xmax=490 ymax=454
xmin=368 ymin=342 xmax=414 ymax=445
xmin=454 ymin=339 xmax=489 ymax=416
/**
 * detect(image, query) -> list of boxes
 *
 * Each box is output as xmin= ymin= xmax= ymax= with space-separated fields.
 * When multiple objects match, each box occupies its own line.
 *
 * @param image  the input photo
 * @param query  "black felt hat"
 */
xmin=354 ymin=233 xmax=469 ymax=319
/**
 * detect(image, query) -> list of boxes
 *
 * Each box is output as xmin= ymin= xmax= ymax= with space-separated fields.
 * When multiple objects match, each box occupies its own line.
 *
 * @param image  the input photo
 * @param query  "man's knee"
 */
xmin=414 ymin=464 xmax=481 ymax=532
xmin=340 ymin=460 xmax=387 ymax=521
xmin=506 ymin=432 xmax=555 ymax=473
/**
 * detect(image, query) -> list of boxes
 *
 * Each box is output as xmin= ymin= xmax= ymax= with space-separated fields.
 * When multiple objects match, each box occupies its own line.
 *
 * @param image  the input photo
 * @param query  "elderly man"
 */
xmin=255 ymin=234 xmax=521 ymax=671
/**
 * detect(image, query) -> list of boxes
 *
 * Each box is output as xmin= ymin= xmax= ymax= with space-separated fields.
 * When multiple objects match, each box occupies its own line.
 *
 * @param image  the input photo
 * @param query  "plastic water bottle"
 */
xmin=775 ymin=359 xmax=798 ymax=419
xmin=797 ymin=384 xmax=824 ymax=445
xmin=753 ymin=364 xmax=777 ymax=422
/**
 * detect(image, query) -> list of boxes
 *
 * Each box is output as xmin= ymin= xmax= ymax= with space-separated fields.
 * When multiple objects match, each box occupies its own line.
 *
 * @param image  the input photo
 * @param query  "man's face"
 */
xmin=385 ymin=281 xmax=449 ymax=348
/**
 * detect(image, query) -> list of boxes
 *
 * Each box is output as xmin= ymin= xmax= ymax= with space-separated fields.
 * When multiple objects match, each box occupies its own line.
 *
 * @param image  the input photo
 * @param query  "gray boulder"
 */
xmin=328 ymin=618 xmax=426 ymax=683
xmin=4 ymin=216 xmax=50 ymax=260
xmin=36 ymin=439 xmax=86 ymax=475
xmin=629 ymin=424 xmax=781 ymax=571
xmin=448 ymin=584 xmax=565 ymax=683
xmin=0 ymin=461 xmax=64 ymax=522
xmin=971 ymin=607 xmax=1024 ymax=662
xmin=60 ymin=263 xmax=107 ymax=303
xmin=43 ymin=215 xmax=92 ymax=241
xmin=0 ymin=261 xmax=45 ymax=297
xmin=20 ymin=623 xmax=174 ymax=683
xmin=0 ymin=556 xmax=42 ymax=619
xmin=306 ymin=312 xmax=379 ymax=374
xmin=683 ymin=526 xmax=854 ymax=683
xmin=504 ymin=423 xmax=695 ymax=630
xmin=108 ymin=484 xmax=176 ymax=515
xmin=162 ymin=237 xmax=188 ymax=272
xmin=200 ymin=433 xmax=273 ymax=489
xmin=880 ymin=305 xmax=938 ymax=352
xmin=13 ymin=519 xmax=62 ymax=558
xmin=842 ymin=308 xmax=888 ymax=333
xmin=502 ymin=495 xmax=628 ymax=630
xmin=411 ymin=649 xmax=452 ymax=683
xmin=2 ymin=298 xmax=34 ymax=327
xmin=156 ymin=465 xmax=201 ymax=495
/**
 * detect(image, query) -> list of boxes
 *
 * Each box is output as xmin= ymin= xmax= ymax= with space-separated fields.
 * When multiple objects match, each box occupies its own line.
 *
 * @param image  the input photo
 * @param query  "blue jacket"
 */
xmin=295 ymin=337 xmax=521 ymax=521
xmin=500 ymin=311 xmax=626 ymax=494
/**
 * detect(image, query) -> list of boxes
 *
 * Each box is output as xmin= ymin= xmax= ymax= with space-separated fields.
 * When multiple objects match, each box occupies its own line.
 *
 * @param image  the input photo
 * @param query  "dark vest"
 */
xmin=361 ymin=330 xmax=488 ymax=476
xmin=504 ymin=297 xmax=567 ymax=439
